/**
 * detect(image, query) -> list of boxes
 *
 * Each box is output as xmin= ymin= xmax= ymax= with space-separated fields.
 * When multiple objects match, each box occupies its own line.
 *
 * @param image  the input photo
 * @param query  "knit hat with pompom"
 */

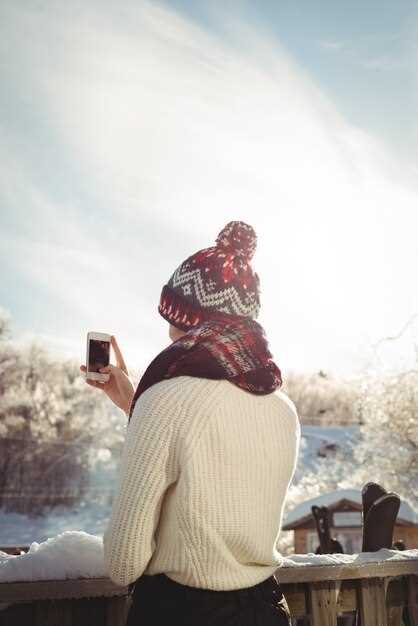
xmin=158 ymin=221 xmax=261 ymax=331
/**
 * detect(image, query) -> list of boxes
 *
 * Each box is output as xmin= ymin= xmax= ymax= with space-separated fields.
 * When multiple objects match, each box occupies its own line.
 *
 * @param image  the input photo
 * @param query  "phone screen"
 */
xmin=88 ymin=339 xmax=110 ymax=372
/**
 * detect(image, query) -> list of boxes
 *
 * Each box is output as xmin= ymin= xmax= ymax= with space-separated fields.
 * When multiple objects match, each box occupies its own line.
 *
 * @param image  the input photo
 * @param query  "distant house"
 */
xmin=282 ymin=488 xmax=418 ymax=554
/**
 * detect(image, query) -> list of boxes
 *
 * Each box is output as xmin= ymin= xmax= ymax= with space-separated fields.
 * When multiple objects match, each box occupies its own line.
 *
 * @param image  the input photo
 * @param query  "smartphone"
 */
xmin=86 ymin=332 xmax=111 ymax=382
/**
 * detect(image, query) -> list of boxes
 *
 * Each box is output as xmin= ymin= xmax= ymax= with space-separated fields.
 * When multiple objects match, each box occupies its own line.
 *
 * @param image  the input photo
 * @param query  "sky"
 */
xmin=0 ymin=0 xmax=417 ymax=377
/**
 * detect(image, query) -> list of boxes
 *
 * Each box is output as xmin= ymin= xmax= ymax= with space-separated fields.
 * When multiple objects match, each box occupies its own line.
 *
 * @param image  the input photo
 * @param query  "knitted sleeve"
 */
xmin=103 ymin=381 xmax=182 ymax=586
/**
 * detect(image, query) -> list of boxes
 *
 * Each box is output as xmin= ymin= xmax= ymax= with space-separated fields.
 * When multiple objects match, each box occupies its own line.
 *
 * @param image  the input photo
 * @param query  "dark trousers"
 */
xmin=126 ymin=572 xmax=292 ymax=626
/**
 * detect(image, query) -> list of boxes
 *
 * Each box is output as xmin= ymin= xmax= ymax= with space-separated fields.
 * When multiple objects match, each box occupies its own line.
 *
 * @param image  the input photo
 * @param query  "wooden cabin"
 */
xmin=282 ymin=488 xmax=418 ymax=553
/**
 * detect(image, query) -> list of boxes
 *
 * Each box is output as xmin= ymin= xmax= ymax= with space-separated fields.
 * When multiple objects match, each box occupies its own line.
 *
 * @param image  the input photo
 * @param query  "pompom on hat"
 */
xmin=158 ymin=221 xmax=261 ymax=331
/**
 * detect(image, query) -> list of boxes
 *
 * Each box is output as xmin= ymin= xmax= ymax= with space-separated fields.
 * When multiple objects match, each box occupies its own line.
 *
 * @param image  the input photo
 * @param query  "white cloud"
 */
xmin=1 ymin=0 xmax=418 ymax=375
xmin=359 ymin=55 xmax=410 ymax=71
xmin=318 ymin=40 xmax=345 ymax=51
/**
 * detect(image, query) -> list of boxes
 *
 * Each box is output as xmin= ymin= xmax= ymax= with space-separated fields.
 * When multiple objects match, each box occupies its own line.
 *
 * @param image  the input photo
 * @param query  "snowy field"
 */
xmin=0 ymin=425 xmax=361 ymax=546
xmin=0 ymin=425 xmax=351 ymax=545
xmin=0 ymin=461 xmax=115 ymax=545
xmin=295 ymin=424 xmax=360 ymax=477
xmin=0 ymin=502 xmax=111 ymax=547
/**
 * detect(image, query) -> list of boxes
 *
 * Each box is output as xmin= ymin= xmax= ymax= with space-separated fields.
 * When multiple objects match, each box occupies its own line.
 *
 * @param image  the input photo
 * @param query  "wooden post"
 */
xmin=309 ymin=580 xmax=338 ymax=626
xmin=358 ymin=578 xmax=387 ymax=626
xmin=408 ymin=575 xmax=418 ymax=626
xmin=387 ymin=606 xmax=403 ymax=626
xmin=34 ymin=599 xmax=73 ymax=626
xmin=71 ymin=597 xmax=107 ymax=625
xmin=106 ymin=595 xmax=130 ymax=626
xmin=385 ymin=577 xmax=403 ymax=626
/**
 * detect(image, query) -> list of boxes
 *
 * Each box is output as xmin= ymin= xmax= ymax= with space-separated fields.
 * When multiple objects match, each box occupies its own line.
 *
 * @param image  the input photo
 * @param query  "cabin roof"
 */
xmin=282 ymin=488 xmax=418 ymax=530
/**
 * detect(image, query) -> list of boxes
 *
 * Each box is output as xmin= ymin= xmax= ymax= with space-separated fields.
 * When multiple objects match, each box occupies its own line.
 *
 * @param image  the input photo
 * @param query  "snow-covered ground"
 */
xmin=0 ymin=502 xmax=111 ymax=546
xmin=0 ymin=424 xmax=402 ymax=549
xmin=0 ymin=460 xmax=115 ymax=546
xmin=296 ymin=424 xmax=360 ymax=475
xmin=1 ymin=425 xmax=360 ymax=546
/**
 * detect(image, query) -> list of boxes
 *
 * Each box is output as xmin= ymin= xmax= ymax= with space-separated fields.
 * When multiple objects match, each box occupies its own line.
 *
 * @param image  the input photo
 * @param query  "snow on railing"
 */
xmin=278 ymin=549 xmax=418 ymax=625
xmin=0 ymin=532 xmax=417 ymax=625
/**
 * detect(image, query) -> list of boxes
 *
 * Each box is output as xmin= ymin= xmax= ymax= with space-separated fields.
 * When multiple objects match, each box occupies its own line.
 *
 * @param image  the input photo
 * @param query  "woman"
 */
xmin=81 ymin=221 xmax=300 ymax=625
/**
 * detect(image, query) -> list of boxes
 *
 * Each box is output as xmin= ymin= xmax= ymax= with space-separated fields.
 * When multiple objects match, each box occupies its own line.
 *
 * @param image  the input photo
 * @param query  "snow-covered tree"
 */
xmin=0 ymin=309 xmax=125 ymax=516
xmin=283 ymin=370 xmax=360 ymax=424
xmin=348 ymin=369 xmax=418 ymax=498
xmin=278 ymin=320 xmax=418 ymax=555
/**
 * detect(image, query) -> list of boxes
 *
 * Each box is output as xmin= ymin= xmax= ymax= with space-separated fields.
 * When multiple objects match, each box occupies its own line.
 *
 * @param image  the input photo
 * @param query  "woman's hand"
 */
xmin=80 ymin=336 xmax=135 ymax=415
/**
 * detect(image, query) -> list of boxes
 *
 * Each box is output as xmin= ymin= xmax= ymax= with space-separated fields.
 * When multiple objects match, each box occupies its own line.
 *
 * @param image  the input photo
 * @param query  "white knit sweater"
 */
xmin=103 ymin=375 xmax=300 ymax=590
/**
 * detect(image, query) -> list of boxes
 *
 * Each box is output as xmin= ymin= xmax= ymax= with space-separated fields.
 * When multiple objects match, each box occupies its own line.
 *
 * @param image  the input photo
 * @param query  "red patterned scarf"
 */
xmin=128 ymin=317 xmax=282 ymax=421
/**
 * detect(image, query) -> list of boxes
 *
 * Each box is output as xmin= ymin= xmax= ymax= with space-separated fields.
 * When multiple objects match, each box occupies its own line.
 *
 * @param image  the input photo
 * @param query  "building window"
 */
xmin=333 ymin=512 xmax=362 ymax=527
xmin=306 ymin=529 xmax=362 ymax=554
xmin=306 ymin=531 xmax=319 ymax=553
xmin=334 ymin=530 xmax=362 ymax=554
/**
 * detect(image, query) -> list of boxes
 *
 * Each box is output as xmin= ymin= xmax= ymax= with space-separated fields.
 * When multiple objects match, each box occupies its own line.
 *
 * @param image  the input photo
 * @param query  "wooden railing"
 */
xmin=0 ymin=578 xmax=128 ymax=626
xmin=0 ymin=557 xmax=417 ymax=625
xmin=278 ymin=556 xmax=418 ymax=626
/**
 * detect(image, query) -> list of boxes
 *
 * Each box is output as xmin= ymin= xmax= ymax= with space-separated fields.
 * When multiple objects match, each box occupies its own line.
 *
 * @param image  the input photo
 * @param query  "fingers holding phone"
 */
xmin=111 ymin=335 xmax=129 ymax=376
xmin=80 ymin=365 xmax=106 ymax=388
xmin=96 ymin=363 xmax=135 ymax=415
xmin=81 ymin=333 xmax=134 ymax=415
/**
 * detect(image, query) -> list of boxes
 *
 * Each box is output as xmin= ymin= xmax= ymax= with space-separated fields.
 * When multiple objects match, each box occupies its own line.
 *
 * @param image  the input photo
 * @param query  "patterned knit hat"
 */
xmin=158 ymin=221 xmax=261 ymax=331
